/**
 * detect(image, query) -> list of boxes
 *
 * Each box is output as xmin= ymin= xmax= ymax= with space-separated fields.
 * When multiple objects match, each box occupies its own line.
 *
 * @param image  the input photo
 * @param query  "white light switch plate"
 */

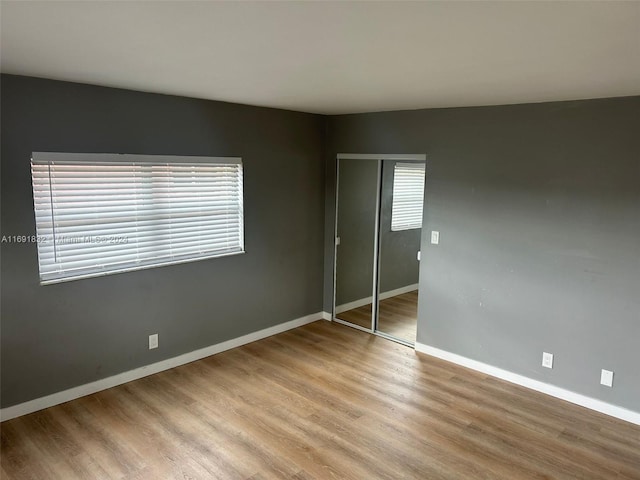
xmin=600 ymin=369 xmax=614 ymax=387
xmin=417 ymin=251 xmax=421 ymax=261
xmin=149 ymin=334 xmax=159 ymax=350
xmin=431 ymin=231 xmax=439 ymax=245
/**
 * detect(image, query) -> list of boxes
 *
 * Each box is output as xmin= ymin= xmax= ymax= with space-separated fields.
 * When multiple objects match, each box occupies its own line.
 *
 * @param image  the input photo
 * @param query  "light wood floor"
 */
xmin=2 ymin=320 xmax=639 ymax=479
xmin=337 ymin=290 xmax=418 ymax=343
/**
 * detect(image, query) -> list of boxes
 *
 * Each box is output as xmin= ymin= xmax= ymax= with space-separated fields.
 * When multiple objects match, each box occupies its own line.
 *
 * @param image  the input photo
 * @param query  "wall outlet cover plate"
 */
xmin=542 ymin=352 xmax=553 ymax=369
xmin=600 ymin=369 xmax=614 ymax=387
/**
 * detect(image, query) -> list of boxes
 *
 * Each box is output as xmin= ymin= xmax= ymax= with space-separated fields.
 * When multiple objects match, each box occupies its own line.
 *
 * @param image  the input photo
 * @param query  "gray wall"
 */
xmin=0 ymin=74 xmax=325 ymax=407
xmin=2 ymin=74 xmax=638 ymax=414
xmin=325 ymin=97 xmax=640 ymax=412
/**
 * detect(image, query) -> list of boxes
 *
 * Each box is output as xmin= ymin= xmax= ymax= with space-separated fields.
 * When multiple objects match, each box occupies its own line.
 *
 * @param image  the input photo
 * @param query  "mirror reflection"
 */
xmin=334 ymin=159 xmax=378 ymax=330
xmin=377 ymin=161 xmax=425 ymax=344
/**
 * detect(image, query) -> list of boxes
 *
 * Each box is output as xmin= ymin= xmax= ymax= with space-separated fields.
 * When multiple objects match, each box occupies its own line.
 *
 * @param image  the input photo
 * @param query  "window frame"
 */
xmin=30 ymin=152 xmax=245 ymax=285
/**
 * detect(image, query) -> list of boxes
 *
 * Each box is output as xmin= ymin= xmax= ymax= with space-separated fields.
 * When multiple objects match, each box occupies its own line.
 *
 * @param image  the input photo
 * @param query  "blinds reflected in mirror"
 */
xmin=391 ymin=162 xmax=425 ymax=231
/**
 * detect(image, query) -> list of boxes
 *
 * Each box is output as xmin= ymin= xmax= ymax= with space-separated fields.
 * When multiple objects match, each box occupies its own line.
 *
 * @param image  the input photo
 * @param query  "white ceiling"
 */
xmin=1 ymin=1 xmax=639 ymax=115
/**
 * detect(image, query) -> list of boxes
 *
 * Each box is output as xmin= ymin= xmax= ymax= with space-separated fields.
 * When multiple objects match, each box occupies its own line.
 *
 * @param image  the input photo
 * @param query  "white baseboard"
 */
xmin=415 ymin=343 xmax=640 ymax=426
xmin=321 ymin=311 xmax=332 ymax=321
xmin=335 ymin=296 xmax=372 ymax=314
xmin=0 ymin=312 xmax=325 ymax=422
xmin=335 ymin=283 xmax=418 ymax=314
xmin=380 ymin=283 xmax=419 ymax=301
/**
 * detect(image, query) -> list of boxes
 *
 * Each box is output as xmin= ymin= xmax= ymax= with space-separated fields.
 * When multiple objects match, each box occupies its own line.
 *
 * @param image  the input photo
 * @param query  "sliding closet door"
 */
xmin=376 ymin=160 xmax=425 ymax=344
xmin=333 ymin=158 xmax=379 ymax=331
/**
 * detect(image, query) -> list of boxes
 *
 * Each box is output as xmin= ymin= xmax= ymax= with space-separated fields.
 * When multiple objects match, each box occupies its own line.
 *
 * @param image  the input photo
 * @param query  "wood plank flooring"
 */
xmin=2 ymin=320 xmax=639 ymax=479
xmin=378 ymin=290 xmax=418 ymax=343
xmin=337 ymin=290 xmax=418 ymax=343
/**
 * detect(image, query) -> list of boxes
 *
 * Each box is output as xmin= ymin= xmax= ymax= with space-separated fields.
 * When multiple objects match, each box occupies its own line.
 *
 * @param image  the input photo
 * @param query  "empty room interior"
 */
xmin=1 ymin=1 xmax=639 ymax=479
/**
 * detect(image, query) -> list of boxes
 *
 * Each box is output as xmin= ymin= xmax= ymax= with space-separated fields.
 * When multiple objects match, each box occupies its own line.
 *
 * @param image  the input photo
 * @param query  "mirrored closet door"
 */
xmin=333 ymin=154 xmax=426 ymax=346
xmin=333 ymin=158 xmax=379 ymax=331
xmin=376 ymin=161 xmax=425 ymax=344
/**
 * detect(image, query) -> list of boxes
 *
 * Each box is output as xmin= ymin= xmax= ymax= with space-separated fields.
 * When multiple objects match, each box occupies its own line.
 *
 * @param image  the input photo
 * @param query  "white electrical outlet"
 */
xmin=431 ymin=231 xmax=440 ymax=245
xmin=149 ymin=333 xmax=159 ymax=350
xmin=600 ymin=369 xmax=614 ymax=387
xmin=417 ymin=250 xmax=421 ymax=261
xmin=542 ymin=352 xmax=554 ymax=369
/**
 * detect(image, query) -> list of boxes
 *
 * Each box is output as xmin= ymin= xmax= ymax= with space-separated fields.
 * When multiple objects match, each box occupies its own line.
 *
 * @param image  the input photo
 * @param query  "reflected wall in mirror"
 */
xmin=377 ymin=161 xmax=425 ymax=343
xmin=334 ymin=159 xmax=378 ymax=330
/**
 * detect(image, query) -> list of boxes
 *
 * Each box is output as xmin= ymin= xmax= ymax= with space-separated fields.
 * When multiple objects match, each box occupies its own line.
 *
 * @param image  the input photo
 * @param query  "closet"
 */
xmin=332 ymin=154 xmax=426 ymax=346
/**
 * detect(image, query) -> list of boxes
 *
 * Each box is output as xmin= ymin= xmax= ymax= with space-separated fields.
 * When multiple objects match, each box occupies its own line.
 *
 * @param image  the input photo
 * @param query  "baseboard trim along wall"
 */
xmin=1 ymin=312 xmax=328 ymax=422
xmin=335 ymin=283 xmax=418 ymax=314
xmin=415 ymin=342 xmax=640 ymax=426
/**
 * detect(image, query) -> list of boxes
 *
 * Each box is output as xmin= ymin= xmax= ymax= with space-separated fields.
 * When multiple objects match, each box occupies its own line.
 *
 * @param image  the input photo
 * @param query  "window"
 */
xmin=391 ymin=162 xmax=426 ymax=231
xmin=31 ymin=153 xmax=244 ymax=284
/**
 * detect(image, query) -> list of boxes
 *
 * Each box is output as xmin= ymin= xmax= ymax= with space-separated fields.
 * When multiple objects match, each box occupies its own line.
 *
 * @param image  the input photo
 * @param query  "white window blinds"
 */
xmin=391 ymin=162 xmax=426 ymax=231
xmin=31 ymin=153 xmax=244 ymax=284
